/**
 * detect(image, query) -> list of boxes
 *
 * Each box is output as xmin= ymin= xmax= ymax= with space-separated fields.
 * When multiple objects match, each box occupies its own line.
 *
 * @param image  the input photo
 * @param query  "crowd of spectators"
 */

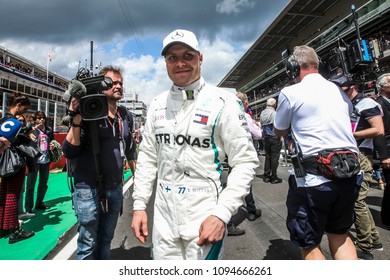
xmin=372 ymin=26 xmax=390 ymax=53
xmin=249 ymin=77 xmax=290 ymax=103
xmin=247 ymin=25 xmax=390 ymax=107
xmin=0 ymin=55 xmax=67 ymax=89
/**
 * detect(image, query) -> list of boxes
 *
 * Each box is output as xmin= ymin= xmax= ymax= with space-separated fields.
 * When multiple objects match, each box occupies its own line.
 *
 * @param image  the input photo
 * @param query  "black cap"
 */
xmin=330 ymin=74 xmax=354 ymax=87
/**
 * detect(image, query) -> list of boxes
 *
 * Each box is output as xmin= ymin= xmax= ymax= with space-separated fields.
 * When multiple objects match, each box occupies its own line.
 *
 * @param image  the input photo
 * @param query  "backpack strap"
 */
xmin=118 ymin=106 xmax=134 ymax=135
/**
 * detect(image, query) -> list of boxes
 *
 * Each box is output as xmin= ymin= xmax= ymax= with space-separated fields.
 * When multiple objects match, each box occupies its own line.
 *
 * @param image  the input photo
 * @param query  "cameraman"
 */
xmin=62 ymin=65 xmax=137 ymax=260
xmin=274 ymin=45 xmax=360 ymax=260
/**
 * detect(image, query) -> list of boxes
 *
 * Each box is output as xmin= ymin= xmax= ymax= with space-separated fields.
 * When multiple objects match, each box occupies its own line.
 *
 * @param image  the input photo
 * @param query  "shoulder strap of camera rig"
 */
xmin=88 ymin=120 xmax=107 ymax=212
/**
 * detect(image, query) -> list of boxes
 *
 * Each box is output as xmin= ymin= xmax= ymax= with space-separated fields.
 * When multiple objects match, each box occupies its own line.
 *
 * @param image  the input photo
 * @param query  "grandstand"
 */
xmin=218 ymin=0 xmax=390 ymax=119
xmin=0 ymin=46 xmax=69 ymax=132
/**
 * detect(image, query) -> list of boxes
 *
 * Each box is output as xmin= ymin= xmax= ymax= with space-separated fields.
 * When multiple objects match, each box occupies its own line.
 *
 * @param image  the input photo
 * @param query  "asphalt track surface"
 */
xmin=49 ymin=154 xmax=390 ymax=260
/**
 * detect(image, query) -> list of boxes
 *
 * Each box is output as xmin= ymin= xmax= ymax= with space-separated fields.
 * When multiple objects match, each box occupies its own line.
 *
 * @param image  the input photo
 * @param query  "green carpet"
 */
xmin=0 ymin=170 xmax=132 ymax=260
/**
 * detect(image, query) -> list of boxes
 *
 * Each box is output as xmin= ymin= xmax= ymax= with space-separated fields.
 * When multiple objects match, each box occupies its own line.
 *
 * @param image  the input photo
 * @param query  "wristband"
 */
xmin=71 ymin=122 xmax=82 ymax=128
xmin=68 ymin=110 xmax=80 ymax=117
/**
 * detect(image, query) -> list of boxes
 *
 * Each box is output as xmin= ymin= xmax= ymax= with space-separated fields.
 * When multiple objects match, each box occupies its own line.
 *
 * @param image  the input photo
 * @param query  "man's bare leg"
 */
xmin=327 ymin=233 xmax=357 ymax=260
xmin=301 ymin=245 xmax=326 ymax=260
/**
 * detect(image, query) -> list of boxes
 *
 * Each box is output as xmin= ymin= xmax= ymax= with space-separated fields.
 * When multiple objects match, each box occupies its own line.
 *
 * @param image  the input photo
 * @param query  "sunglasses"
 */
xmin=36 ymin=117 xmax=45 ymax=120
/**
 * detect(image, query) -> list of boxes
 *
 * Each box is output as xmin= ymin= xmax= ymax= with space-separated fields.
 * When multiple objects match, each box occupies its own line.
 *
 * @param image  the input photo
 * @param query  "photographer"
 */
xmin=274 ymin=45 xmax=360 ymax=260
xmin=62 ymin=65 xmax=137 ymax=260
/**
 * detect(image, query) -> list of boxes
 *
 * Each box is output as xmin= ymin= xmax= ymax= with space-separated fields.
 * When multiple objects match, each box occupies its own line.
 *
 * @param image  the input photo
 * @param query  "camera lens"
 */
xmin=85 ymin=98 xmax=102 ymax=112
xmin=79 ymin=94 xmax=108 ymax=121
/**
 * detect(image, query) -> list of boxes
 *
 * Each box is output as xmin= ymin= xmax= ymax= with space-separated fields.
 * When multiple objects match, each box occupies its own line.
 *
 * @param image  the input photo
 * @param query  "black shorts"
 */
xmin=286 ymin=175 xmax=360 ymax=248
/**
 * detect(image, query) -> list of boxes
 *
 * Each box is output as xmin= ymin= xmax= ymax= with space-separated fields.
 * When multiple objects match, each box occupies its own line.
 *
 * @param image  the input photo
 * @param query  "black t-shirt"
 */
xmin=62 ymin=107 xmax=137 ymax=189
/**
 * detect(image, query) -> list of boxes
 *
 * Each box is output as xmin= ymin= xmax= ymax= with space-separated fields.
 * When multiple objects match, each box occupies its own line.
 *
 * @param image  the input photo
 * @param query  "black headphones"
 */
xmin=285 ymin=56 xmax=300 ymax=79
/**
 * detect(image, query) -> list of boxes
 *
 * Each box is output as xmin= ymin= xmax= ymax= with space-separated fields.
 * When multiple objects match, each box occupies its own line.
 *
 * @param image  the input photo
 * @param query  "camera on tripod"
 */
xmin=63 ymin=75 xmax=113 ymax=121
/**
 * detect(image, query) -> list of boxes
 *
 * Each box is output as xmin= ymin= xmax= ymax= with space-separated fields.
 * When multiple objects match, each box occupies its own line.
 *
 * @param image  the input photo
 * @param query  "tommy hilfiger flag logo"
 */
xmin=193 ymin=114 xmax=209 ymax=125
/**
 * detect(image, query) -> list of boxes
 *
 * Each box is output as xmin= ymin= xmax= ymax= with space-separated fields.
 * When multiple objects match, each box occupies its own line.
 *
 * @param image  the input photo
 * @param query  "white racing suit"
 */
xmin=133 ymin=77 xmax=259 ymax=259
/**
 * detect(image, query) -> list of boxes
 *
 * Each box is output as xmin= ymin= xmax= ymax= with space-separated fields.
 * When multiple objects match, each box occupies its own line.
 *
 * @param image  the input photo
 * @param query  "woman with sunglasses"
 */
xmin=24 ymin=111 xmax=54 ymax=213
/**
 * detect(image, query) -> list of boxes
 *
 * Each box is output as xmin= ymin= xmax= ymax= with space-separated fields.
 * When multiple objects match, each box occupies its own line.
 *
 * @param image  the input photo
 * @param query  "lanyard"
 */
xmin=107 ymin=112 xmax=124 ymax=140
xmin=107 ymin=112 xmax=126 ymax=159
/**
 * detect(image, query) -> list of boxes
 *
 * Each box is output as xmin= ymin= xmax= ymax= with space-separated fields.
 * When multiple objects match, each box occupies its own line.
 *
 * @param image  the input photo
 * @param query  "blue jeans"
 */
xmin=73 ymin=186 xmax=123 ymax=260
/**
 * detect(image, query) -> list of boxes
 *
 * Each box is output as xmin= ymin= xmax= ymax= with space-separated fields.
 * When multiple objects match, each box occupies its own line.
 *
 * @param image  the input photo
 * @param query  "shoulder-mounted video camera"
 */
xmin=323 ymin=38 xmax=380 ymax=86
xmin=63 ymin=74 xmax=113 ymax=121
xmin=323 ymin=5 xmax=382 ymax=85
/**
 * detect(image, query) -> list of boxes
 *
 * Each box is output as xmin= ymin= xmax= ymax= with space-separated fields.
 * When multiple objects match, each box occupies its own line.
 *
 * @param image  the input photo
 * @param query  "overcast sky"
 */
xmin=0 ymin=0 xmax=288 ymax=106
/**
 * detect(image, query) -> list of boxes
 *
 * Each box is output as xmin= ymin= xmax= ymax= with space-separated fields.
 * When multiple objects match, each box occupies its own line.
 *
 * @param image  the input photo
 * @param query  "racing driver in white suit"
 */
xmin=131 ymin=29 xmax=259 ymax=260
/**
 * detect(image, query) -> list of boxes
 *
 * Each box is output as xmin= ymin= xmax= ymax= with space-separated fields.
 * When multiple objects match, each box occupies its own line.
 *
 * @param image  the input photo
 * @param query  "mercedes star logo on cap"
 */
xmin=172 ymin=30 xmax=184 ymax=39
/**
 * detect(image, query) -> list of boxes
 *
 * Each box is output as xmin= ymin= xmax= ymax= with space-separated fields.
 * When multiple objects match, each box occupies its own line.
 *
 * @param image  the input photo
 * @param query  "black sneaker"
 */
xmin=263 ymin=176 xmax=271 ymax=183
xmin=8 ymin=227 xmax=35 ymax=244
xmin=271 ymin=177 xmax=282 ymax=184
xmin=227 ymin=225 xmax=245 ymax=236
xmin=357 ymin=249 xmax=374 ymax=260
xmin=35 ymin=203 xmax=51 ymax=210
xmin=372 ymin=242 xmax=384 ymax=251
xmin=247 ymin=208 xmax=262 ymax=221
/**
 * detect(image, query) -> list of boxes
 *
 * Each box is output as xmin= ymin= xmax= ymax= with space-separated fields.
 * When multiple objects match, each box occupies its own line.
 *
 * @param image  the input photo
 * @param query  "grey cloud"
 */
xmin=1 ymin=0 xmax=287 ymax=46
xmin=216 ymin=0 xmax=255 ymax=15
xmin=0 ymin=0 xmax=288 ymax=105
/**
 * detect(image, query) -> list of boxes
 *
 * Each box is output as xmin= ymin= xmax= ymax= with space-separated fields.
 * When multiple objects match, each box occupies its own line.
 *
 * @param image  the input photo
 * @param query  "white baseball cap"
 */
xmin=161 ymin=29 xmax=199 ymax=56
